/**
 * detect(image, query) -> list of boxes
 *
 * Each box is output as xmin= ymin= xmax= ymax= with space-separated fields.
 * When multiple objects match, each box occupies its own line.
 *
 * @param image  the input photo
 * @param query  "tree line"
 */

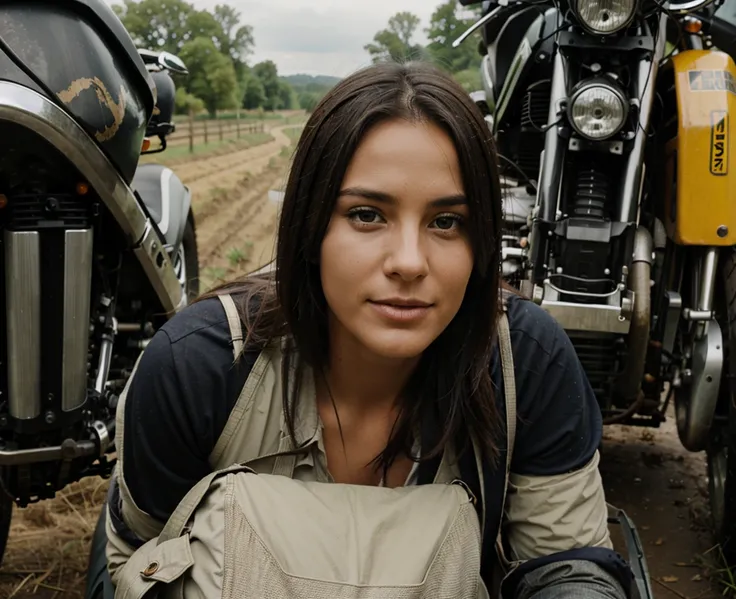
xmin=113 ymin=0 xmax=334 ymax=116
xmin=365 ymin=2 xmax=484 ymax=92
xmin=113 ymin=0 xmax=485 ymax=117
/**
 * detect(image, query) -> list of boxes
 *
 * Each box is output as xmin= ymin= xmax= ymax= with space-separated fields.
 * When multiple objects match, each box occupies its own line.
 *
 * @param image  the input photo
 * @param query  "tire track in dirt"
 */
xmin=180 ymin=125 xmax=294 ymax=197
xmin=196 ymin=162 xmax=284 ymax=267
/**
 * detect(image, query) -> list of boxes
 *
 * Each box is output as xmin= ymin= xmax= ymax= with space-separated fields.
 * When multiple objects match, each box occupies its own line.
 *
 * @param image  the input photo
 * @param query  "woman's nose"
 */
xmin=383 ymin=227 xmax=429 ymax=281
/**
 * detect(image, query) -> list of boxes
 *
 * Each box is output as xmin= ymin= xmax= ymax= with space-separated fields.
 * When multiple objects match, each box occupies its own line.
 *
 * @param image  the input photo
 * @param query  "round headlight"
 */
xmin=569 ymin=84 xmax=628 ymax=140
xmin=574 ymin=0 xmax=637 ymax=34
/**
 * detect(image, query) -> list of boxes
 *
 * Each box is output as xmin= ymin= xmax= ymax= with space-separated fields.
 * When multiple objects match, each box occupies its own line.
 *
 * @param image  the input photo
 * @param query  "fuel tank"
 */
xmin=0 ymin=1 xmax=155 ymax=184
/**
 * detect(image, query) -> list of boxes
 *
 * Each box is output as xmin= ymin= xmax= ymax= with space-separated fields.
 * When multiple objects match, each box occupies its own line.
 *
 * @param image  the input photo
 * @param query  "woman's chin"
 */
xmin=359 ymin=330 xmax=435 ymax=361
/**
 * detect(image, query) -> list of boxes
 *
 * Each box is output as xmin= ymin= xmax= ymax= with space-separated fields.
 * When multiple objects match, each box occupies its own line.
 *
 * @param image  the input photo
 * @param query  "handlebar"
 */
xmin=453 ymin=0 xmax=721 ymax=48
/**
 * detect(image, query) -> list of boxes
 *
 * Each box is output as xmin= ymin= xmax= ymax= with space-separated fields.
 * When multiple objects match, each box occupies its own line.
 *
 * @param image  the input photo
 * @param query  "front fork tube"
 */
xmin=617 ymin=14 xmax=668 ymax=223
xmin=685 ymin=248 xmax=719 ymax=341
xmin=529 ymin=50 xmax=567 ymax=284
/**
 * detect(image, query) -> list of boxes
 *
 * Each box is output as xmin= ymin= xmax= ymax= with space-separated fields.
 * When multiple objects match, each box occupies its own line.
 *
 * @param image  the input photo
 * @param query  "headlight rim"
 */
xmin=572 ymin=0 xmax=638 ymax=35
xmin=568 ymin=81 xmax=629 ymax=141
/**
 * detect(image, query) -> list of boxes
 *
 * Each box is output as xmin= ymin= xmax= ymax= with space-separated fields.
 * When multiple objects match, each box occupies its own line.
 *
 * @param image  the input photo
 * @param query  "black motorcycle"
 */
xmin=0 ymin=0 xmax=198 ymax=562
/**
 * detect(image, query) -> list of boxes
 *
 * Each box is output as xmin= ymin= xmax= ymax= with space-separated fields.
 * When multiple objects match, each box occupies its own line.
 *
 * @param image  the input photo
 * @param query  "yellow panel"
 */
xmin=664 ymin=50 xmax=736 ymax=245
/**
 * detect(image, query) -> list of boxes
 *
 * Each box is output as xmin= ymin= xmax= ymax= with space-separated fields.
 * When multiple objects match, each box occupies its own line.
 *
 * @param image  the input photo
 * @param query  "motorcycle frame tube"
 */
xmin=617 ymin=14 xmax=668 ymax=223
xmin=62 ymin=229 xmax=94 ymax=412
xmin=5 ymin=230 xmax=41 ymax=420
xmin=0 ymin=81 xmax=183 ymax=314
xmin=529 ymin=50 xmax=567 ymax=282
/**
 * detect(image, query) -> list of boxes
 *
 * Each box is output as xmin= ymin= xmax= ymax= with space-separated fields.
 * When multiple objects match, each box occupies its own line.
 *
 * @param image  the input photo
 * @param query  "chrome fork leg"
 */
xmin=692 ymin=248 xmax=718 ymax=340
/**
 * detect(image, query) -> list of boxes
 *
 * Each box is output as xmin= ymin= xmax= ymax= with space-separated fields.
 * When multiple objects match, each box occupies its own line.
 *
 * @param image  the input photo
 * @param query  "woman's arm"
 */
xmin=502 ymin=299 xmax=629 ymax=598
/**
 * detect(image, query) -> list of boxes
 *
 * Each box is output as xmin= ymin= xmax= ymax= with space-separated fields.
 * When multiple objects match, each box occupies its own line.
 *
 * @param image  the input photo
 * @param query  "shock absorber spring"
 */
xmin=574 ymin=165 xmax=610 ymax=219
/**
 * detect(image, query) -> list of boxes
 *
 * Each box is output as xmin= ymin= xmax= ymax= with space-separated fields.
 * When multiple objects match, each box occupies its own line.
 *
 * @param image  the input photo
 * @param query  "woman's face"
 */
xmin=320 ymin=118 xmax=474 ymax=360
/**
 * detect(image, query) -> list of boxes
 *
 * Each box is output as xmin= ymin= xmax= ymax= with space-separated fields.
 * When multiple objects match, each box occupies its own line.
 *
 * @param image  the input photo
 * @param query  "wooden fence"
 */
xmin=166 ymin=116 xmax=267 ymax=152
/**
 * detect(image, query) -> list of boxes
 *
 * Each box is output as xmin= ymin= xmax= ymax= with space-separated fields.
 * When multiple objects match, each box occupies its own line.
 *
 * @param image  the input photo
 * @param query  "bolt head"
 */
xmin=717 ymin=225 xmax=728 ymax=238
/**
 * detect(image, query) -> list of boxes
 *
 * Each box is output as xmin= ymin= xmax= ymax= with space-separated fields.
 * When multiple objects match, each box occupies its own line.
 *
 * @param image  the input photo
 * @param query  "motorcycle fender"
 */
xmin=133 ymin=163 xmax=192 ymax=252
xmin=665 ymin=50 xmax=736 ymax=245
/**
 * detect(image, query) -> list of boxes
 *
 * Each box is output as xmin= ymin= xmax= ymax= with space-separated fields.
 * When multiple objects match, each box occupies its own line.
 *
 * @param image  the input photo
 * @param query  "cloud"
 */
xmin=188 ymin=0 xmax=439 ymax=75
xmin=107 ymin=0 xmax=447 ymax=76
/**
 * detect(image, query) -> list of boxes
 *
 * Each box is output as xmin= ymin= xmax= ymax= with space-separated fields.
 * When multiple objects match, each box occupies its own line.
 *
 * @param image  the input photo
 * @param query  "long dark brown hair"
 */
xmin=198 ymin=60 xmax=504 ymax=468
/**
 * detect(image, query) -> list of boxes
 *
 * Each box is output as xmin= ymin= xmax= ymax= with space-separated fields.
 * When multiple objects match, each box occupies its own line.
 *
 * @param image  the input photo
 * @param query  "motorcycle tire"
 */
xmin=709 ymin=250 xmax=736 ymax=562
xmin=0 ymin=494 xmax=11 ymax=566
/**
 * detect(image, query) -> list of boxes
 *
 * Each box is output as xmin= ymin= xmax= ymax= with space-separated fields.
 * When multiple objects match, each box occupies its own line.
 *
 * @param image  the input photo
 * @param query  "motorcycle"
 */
xmin=0 ymin=0 xmax=198 ymax=562
xmin=458 ymin=0 xmax=736 ymax=559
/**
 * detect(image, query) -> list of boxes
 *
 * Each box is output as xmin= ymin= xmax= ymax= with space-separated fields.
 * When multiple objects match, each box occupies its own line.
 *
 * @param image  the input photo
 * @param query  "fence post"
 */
xmin=188 ymin=109 xmax=194 ymax=153
xmin=236 ymin=108 xmax=241 ymax=139
xmin=218 ymin=120 xmax=223 ymax=142
xmin=204 ymin=120 xmax=208 ymax=145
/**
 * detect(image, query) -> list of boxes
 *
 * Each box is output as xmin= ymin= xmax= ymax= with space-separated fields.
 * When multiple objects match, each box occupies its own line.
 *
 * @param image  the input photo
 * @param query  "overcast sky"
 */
xmin=110 ymin=0 xmax=453 ymax=77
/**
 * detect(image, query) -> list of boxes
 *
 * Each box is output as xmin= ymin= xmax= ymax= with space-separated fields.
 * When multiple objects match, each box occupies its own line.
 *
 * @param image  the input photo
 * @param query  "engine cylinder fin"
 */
xmin=521 ymin=79 xmax=551 ymax=131
xmin=515 ymin=79 xmax=551 ymax=180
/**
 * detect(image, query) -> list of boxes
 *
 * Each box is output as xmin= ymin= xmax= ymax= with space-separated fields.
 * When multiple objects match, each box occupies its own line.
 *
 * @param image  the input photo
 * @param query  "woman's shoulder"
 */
xmin=155 ymin=293 xmax=262 ymax=365
xmin=134 ymin=295 xmax=260 ymax=416
xmin=160 ymin=295 xmax=231 ymax=343
xmin=503 ymin=292 xmax=569 ymax=360
xmin=499 ymin=292 xmax=602 ymax=476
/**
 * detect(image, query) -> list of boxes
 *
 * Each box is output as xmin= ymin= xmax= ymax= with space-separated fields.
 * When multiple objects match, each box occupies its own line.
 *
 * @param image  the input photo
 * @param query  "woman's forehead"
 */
xmin=341 ymin=119 xmax=464 ymax=198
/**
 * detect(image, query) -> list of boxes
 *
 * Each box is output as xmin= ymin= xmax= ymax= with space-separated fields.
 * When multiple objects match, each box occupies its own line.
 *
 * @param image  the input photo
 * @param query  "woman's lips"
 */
xmin=368 ymin=300 xmax=432 ymax=323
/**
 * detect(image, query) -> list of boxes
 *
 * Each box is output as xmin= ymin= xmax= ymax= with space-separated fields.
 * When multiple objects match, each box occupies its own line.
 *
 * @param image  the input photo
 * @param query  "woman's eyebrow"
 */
xmin=338 ymin=187 xmax=467 ymax=207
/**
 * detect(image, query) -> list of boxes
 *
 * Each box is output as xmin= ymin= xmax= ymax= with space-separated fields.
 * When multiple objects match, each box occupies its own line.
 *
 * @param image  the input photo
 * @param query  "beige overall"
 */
xmin=106 ymin=294 xmax=611 ymax=598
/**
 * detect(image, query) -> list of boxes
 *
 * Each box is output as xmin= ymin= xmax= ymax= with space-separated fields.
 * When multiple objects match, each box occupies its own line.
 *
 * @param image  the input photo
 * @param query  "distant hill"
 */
xmin=281 ymin=74 xmax=341 ymax=112
xmin=281 ymin=74 xmax=342 ymax=88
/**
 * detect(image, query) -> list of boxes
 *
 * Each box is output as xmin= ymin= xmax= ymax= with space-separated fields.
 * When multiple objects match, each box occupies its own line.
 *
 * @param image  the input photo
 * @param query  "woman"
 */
xmin=100 ymin=61 xmax=630 ymax=598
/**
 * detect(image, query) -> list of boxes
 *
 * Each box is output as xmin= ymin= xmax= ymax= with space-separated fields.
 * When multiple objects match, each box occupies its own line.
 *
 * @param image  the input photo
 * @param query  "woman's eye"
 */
xmin=348 ymin=208 xmax=383 ymax=224
xmin=432 ymin=214 xmax=463 ymax=231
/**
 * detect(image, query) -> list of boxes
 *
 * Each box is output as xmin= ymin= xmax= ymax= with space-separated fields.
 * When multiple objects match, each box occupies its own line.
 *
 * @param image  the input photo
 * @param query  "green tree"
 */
xmin=113 ymin=0 xmax=193 ymax=54
xmin=185 ymin=10 xmax=222 ymax=48
xmin=364 ymin=12 xmax=426 ymax=64
xmin=175 ymin=87 xmax=205 ymax=114
xmin=242 ymin=74 xmax=266 ymax=109
xmin=212 ymin=4 xmax=254 ymax=88
xmin=179 ymin=37 xmax=238 ymax=116
xmin=253 ymin=61 xmax=281 ymax=111
xmin=114 ymin=0 xmax=254 ymax=70
xmin=452 ymin=68 xmax=482 ymax=93
xmin=212 ymin=5 xmax=254 ymax=65
xmin=277 ymin=81 xmax=295 ymax=110
xmin=425 ymin=1 xmax=482 ymax=73
xmin=298 ymin=92 xmax=320 ymax=113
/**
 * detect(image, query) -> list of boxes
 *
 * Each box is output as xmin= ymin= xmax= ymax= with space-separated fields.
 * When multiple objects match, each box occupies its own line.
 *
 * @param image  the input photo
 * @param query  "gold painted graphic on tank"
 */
xmin=710 ymin=110 xmax=729 ymax=176
xmin=57 ymin=77 xmax=127 ymax=142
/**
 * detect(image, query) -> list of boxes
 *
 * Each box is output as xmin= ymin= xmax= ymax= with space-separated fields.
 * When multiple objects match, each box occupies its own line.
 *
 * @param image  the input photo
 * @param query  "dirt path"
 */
xmin=179 ymin=125 xmax=293 ymax=201
xmin=187 ymin=124 xmax=296 ymax=285
xmin=601 ymin=411 xmax=725 ymax=598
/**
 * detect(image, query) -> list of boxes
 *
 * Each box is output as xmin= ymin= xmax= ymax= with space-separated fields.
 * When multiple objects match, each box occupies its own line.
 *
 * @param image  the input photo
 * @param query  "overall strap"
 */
xmin=468 ymin=307 xmax=519 ymax=588
xmin=493 ymin=309 xmax=518 ymax=571
xmin=218 ymin=294 xmax=244 ymax=359
xmin=498 ymin=311 xmax=517 ymax=467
